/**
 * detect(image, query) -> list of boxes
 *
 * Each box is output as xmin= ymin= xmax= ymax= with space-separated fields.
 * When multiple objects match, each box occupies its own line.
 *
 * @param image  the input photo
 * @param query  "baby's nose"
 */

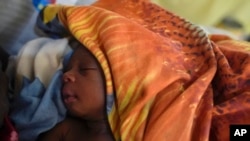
xmin=62 ymin=72 xmax=76 ymax=83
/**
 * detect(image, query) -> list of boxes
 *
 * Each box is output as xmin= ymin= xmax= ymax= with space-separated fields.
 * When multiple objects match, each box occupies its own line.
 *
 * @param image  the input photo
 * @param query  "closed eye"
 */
xmin=79 ymin=68 xmax=97 ymax=71
xmin=79 ymin=67 xmax=97 ymax=74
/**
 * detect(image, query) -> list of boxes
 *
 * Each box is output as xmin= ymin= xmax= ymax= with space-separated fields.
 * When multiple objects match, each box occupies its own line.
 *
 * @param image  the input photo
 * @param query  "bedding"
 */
xmin=9 ymin=38 xmax=72 ymax=141
xmin=3 ymin=0 xmax=250 ymax=141
xmin=34 ymin=0 xmax=250 ymax=141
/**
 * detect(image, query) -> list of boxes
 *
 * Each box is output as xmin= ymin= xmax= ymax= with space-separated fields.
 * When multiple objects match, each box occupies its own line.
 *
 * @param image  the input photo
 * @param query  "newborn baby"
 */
xmin=38 ymin=42 xmax=114 ymax=141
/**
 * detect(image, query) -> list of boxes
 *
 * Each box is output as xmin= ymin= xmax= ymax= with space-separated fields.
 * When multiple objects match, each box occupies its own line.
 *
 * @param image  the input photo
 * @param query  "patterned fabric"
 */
xmin=37 ymin=0 xmax=250 ymax=140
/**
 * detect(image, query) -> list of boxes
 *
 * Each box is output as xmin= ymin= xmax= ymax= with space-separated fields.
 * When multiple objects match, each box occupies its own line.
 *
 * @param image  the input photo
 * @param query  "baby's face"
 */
xmin=62 ymin=47 xmax=105 ymax=120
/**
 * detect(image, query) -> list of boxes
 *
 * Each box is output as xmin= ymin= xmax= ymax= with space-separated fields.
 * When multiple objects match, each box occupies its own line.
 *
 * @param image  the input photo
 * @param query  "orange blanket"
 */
xmin=39 ymin=0 xmax=250 ymax=140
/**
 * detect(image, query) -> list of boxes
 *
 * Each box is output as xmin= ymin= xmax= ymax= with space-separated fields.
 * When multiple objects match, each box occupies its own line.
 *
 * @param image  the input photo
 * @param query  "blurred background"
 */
xmin=0 ymin=0 xmax=96 ymax=55
xmin=0 ymin=0 xmax=249 ymax=55
xmin=152 ymin=0 xmax=250 ymax=41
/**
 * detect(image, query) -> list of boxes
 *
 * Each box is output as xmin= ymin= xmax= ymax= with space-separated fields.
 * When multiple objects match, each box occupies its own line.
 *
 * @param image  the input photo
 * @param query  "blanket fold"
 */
xmin=10 ymin=38 xmax=72 ymax=141
xmin=36 ymin=0 xmax=250 ymax=141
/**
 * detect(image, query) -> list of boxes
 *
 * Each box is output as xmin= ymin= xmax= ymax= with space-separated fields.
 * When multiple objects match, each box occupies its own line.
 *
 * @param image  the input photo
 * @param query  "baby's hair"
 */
xmin=68 ymin=37 xmax=95 ymax=59
xmin=68 ymin=37 xmax=84 ymax=50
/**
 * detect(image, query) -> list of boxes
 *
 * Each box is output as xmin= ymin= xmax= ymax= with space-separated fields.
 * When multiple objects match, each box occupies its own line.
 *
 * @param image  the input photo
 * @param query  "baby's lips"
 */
xmin=62 ymin=87 xmax=76 ymax=99
xmin=64 ymin=95 xmax=77 ymax=104
xmin=62 ymin=88 xmax=78 ymax=104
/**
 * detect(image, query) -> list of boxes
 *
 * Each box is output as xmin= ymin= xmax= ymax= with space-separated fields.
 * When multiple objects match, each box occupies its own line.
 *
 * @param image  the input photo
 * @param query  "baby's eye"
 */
xmin=78 ymin=67 xmax=91 ymax=75
xmin=78 ymin=67 xmax=97 ymax=75
xmin=79 ymin=68 xmax=87 ymax=73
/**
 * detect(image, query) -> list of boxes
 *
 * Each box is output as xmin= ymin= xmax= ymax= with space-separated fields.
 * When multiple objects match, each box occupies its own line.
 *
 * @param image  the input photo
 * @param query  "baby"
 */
xmin=38 ymin=42 xmax=114 ymax=141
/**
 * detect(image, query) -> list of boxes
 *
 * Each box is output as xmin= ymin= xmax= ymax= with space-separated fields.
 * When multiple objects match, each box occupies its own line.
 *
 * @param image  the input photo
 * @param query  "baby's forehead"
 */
xmin=70 ymin=46 xmax=97 ymax=65
xmin=74 ymin=46 xmax=93 ymax=58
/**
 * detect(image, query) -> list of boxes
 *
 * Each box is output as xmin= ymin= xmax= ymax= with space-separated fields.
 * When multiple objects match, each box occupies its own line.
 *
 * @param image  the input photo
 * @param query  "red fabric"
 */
xmin=0 ymin=116 xmax=18 ymax=141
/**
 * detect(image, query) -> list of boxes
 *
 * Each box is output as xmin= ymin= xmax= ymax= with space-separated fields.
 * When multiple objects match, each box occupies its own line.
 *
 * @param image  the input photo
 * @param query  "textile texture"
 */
xmin=10 ymin=38 xmax=72 ymax=141
xmin=37 ymin=0 xmax=250 ymax=141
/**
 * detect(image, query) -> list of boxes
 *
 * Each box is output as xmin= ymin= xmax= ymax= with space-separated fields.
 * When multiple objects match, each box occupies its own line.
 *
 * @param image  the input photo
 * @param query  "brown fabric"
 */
xmin=209 ymin=37 xmax=250 ymax=141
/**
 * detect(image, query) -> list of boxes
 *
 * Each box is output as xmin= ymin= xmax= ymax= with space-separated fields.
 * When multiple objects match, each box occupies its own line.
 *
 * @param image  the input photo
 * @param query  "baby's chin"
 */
xmin=67 ymin=108 xmax=83 ymax=118
xmin=67 ymin=110 xmax=101 ymax=121
xmin=66 ymin=105 xmax=88 ymax=119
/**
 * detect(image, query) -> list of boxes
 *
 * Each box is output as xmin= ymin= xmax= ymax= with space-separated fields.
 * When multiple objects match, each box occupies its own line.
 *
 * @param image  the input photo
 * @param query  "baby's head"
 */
xmin=62 ymin=42 xmax=106 ymax=120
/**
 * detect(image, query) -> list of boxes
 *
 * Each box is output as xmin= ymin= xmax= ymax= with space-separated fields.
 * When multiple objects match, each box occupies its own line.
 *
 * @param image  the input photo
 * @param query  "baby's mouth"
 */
xmin=63 ymin=95 xmax=77 ymax=104
xmin=62 ymin=88 xmax=77 ymax=104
